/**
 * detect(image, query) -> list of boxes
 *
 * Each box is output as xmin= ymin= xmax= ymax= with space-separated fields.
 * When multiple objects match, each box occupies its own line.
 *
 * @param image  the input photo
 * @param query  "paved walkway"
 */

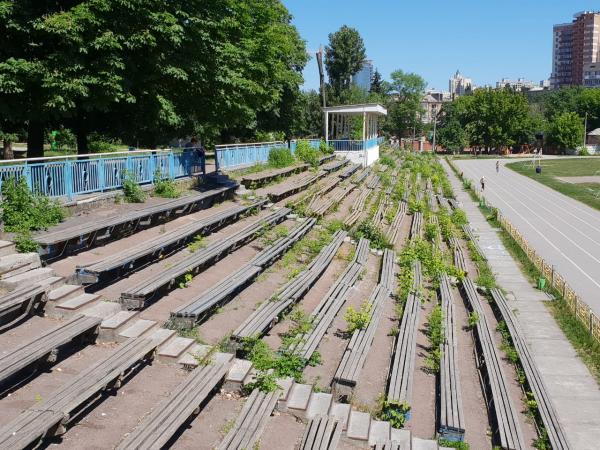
xmin=454 ymin=158 xmax=600 ymax=317
xmin=442 ymin=159 xmax=600 ymax=450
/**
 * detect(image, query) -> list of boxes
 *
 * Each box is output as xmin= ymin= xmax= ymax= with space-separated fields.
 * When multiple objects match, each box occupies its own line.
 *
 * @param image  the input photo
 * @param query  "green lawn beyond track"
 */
xmin=507 ymin=158 xmax=600 ymax=211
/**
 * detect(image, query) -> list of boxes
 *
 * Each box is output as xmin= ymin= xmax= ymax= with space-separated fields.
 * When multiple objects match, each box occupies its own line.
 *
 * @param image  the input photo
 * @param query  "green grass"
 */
xmin=507 ymin=158 xmax=600 ymax=211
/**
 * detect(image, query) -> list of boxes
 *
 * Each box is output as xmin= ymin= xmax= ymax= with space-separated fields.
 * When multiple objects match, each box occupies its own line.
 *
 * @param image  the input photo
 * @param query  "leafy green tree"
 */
xmin=385 ymin=70 xmax=426 ymax=137
xmin=370 ymin=69 xmax=384 ymax=94
xmin=548 ymin=111 xmax=584 ymax=151
xmin=291 ymin=90 xmax=323 ymax=138
xmin=436 ymin=120 xmax=468 ymax=153
xmin=324 ymin=26 xmax=366 ymax=94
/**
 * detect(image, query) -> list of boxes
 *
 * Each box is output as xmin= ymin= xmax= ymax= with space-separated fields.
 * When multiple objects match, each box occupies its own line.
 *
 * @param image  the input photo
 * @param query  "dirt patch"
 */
xmin=257 ymin=411 xmax=306 ymax=450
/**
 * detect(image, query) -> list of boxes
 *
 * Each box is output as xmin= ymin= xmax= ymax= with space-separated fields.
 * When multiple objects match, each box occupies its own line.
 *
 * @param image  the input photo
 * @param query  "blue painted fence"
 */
xmin=0 ymin=149 xmax=203 ymax=200
xmin=214 ymin=142 xmax=288 ymax=171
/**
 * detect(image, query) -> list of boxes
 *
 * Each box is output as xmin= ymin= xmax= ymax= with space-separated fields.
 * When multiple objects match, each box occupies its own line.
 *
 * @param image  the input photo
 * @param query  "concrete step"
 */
xmin=82 ymin=301 xmax=122 ymax=320
xmin=38 ymin=276 xmax=65 ymax=290
xmin=157 ymin=336 xmax=195 ymax=363
xmin=149 ymin=328 xmax=176 ymax=347
xmin=306 ymin=392 xmax=333 ymax=420
xmin=48 ymin=284 xmax=84 ymax=303
xmin=117 ymin=319 xmax=157 ymax=341
xmin=368 ymin=420 xmax=391 ymax=447
xmin=0 ymin=253 xmax=41 ymax=278
xmin=276 ymin=377 xmax=294 ymax=403
xmin=286 ymin=383 xmax=312 ymax=413
xmin=329 ymin=402 xmax=351 ymax=430
xmin=412 ymin=437 xmax=439 ymax=450
xmin=99 ymin=310 xmax=138 ymax=342
xmin=223 ymin=359 xmax=253 ymax=391
xmin=391 ymin=428 xmax=411 ymax=449
xmin=0 ymin=240 xmax=16 ymax=257
xmin=347 ymin=411 xmax=371 ymax=441
xmin=177 ymin=343 xmax=212 ymax=370
xmin=1 ymin=267 xmax=55 ymax=289
xmin=50 ymin=293 xmax=101 ymax=319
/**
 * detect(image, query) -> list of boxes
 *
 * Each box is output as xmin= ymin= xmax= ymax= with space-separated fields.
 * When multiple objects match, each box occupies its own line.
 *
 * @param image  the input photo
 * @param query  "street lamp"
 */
xmin=432 ymin=104 xmax=438 ymax=152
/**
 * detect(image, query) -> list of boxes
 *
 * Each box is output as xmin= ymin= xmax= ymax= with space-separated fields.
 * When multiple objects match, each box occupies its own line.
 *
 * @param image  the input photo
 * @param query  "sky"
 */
xmin=283 ymin=0 xmax=600 ymax=92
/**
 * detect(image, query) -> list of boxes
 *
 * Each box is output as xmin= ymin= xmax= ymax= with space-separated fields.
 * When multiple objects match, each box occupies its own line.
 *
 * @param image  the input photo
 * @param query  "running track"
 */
xmin=455 ymin=158 xmax=600 ymax=317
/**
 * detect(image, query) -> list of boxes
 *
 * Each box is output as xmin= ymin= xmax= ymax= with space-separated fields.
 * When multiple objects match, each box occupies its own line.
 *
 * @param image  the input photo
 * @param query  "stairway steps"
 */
xmin=118 ymin=319 xmax=157 ymax=341
xmin=157 ymin=337 xmax=195 ymax=363
xmin=99 ymin=310 xmax=138 ymax=342
xmin=51 ymin=293 xmax=101 ymax=319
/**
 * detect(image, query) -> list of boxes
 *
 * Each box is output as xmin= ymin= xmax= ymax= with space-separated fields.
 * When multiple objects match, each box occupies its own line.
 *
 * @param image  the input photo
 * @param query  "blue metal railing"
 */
xmin=214 ymin=141 xmax=289 ymax=171
xmin=289 ymin=139 xmax=322 ymax=152
xmin=0 ymin=149 xmax=203 ymax=200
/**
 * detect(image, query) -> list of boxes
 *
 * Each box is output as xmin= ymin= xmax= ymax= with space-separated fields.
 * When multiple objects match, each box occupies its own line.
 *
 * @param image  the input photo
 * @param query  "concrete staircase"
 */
xmin=174 ymin=351 xmax=445 ymax=449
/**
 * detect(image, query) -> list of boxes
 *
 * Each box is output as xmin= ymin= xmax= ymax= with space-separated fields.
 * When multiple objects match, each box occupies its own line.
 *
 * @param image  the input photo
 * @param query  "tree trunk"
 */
xmin=3 ymin=140 xmax=14 ymax=159
xmin=76 ymin=122 xmax=88 ymax=155
xmin=27 ymin=120 xmax=44 ymax=158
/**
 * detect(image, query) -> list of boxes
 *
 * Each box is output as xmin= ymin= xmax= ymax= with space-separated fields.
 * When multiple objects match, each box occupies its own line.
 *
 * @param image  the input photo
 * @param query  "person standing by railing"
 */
xmin=184 ymin=136 xmax=206 ymax=175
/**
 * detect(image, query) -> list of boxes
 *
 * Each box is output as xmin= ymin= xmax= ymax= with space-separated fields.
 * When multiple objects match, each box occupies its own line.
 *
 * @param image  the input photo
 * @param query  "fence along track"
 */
xmin=232 ymin=230 xmax=347 ymax=341
xmin=462 ymin=277 xmax=525 ymax=450
xmin=492 ymin=289 xmax=570 ymax=450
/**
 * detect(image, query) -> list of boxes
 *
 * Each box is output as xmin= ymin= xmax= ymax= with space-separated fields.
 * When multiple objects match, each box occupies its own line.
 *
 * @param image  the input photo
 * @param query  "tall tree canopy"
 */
xmin=324 ymin=25 xmax=366 ymax=94
xmin=384 ymin=70 xmax=426 ymax=137
xmin=0 ymin=0 xmax=308 ymax=155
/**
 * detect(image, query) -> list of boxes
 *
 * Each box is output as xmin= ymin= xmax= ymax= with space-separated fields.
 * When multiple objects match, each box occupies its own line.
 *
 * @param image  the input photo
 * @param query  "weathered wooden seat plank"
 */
xmin=0 ymin=284 xmax=49 ymax=332
xmin=492 ymin=289 xmax=570 ymax=450
xmin=232 ymin=230 xmax=346 ymax=340
xmin=439 ymin=275 xmax=465 ymax=441
xmin=217 ymin=388 xmax=281 ymax=450
xmin=36 ymin=183 xmax=237 ymax=260
xmin=116 ymin=352 xmax=234 ymax=450
xmin=300 ymin=415 xmax=343 ymax=450
xmin=170 ymin=219 xmax=316 ymax=328
xmin=0 ymin=337 xmax=159 ymax=449
xmin=119 ymin=208 xmax=289 ymax=309
xmin=0 ymin=314 xmax=101 ymax=385
xmin=410 ymin=212 xmax=423 ymax=240
xmin=462 ymin=278 xmax=524 ymax=450
xmin=76 ymin=201 xmax=264 ymax=284
xmin=387 ymin=261 xmax=421 ymax=404
xmin=241 ymin=164 xmax=309 ymax=188
xmin=462 ymin=225 xmax=486 ymax=261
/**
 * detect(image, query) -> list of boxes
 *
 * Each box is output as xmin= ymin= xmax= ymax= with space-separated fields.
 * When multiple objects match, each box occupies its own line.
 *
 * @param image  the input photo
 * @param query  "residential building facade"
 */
xmin=449 ymin=70 xmax=473 ymax=97
xmin=421 ymin=90 xmax=452 ymax=124
xmin=551 ymin=11 xmax=600 ymax=88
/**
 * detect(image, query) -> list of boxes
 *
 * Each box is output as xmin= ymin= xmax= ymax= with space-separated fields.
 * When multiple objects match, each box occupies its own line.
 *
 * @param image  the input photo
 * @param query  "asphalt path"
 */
xmin=455 ymin=158 xmax=600 ymax=316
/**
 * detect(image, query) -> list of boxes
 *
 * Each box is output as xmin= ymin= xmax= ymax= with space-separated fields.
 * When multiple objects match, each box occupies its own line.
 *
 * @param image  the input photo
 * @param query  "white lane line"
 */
xmin=458 ymin=164 xmax=600 ymax=292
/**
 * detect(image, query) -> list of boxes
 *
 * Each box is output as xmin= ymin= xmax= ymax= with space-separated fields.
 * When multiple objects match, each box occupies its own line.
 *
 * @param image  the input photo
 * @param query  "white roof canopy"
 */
xmin=322 ymin=103 xmax=387 ymax=116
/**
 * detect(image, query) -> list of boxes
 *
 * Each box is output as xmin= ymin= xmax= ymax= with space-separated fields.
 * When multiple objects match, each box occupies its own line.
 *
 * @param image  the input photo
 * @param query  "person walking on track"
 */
xmin=496 ymin=160 xmax=500 ymax=173
xmin=480 ymin=176 xmax=486 ymax=191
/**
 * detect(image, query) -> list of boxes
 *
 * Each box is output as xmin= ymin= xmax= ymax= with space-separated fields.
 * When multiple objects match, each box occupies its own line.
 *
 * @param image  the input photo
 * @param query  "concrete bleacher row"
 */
xmin=35 ymin=182 xmax=238 ymax=261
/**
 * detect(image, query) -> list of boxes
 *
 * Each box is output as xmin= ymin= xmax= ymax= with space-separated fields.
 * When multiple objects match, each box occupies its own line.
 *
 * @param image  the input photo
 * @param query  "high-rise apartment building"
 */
xmin=449 ymin=70 xmax=473 ymax=97
xmin=551 ymin=11 xmax=600 ymax=88
xmin=352 ymin=60 xmax=374 ymax=91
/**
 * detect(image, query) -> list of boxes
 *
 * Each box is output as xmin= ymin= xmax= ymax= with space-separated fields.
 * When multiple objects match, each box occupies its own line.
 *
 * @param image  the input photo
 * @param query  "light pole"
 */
xmin=583 ymin=112 xmax=588 ymax=151
xmin=432 ymin=104 xmax=438 ymax=152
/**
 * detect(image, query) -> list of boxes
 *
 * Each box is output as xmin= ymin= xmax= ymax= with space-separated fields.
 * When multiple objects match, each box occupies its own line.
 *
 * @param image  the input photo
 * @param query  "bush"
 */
xmin=425 ymin=305 xmax=444 ymax=372
xmin=14 ymin=230 xmax=39 ymax=253
xmin=319 ymin=140 xmax=334 ymax=154
xmin=1 ymin=176 xmax=65 ymax=233
xmin=153 ymin=171 xmax=180 ymax=198
xmin=354 ymin=221 xmax=391 ymax=250
xmin=268 ymin=147 xmax=294 ymax=168
xmin=88 ymin=132 xmax=121 ymax=153
xmin=379 ymin=399 xmax=411 ymax=428
xmin=344 ymin=301 xmax=372 ymax=333
xmin=579 ymin=146 xmax=590 ymax=156
xmin=295 ymin=140 xmax=321 ymax=167
xmin=122 ymin=170 xmax=146 ymax=203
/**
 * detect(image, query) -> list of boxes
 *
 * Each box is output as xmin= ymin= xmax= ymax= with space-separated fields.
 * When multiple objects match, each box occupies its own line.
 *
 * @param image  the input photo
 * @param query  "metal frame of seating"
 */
xmin=0 ymin=284 xmax=49 ymax=332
